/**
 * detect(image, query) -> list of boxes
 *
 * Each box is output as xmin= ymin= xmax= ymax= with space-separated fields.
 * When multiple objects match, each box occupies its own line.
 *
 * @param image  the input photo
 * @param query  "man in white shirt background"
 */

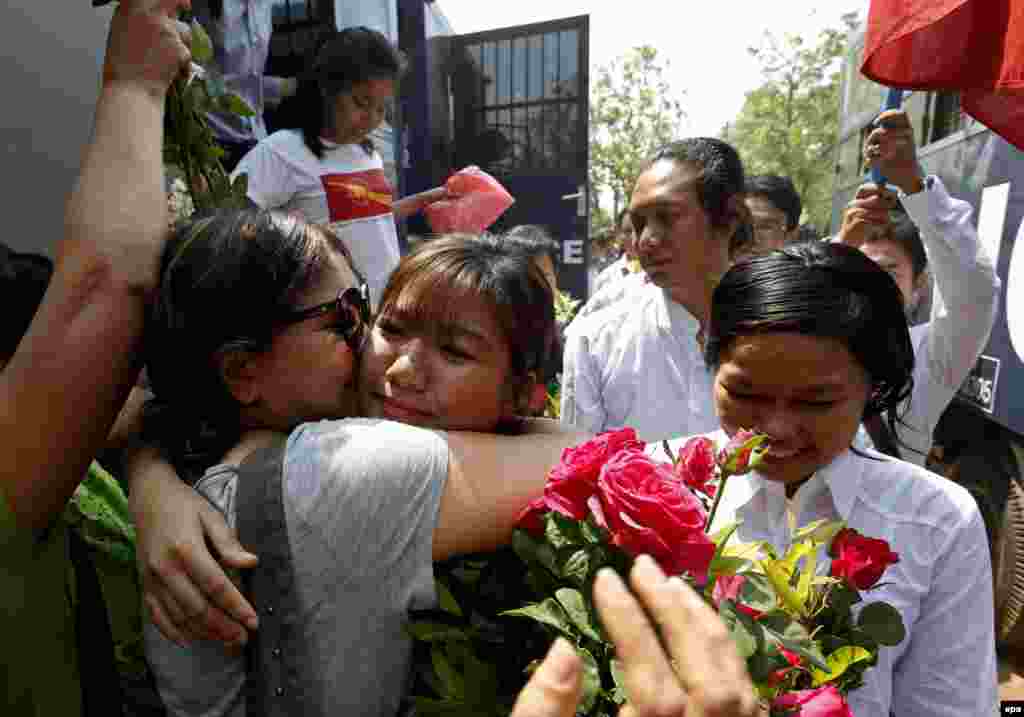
xmin=736 ymin=174 xmax=802 ymax=260
xmin=560 ymin=138 xmax=749 ymax=442
xmin=836 ymin=109 xmax=1000 ymax=467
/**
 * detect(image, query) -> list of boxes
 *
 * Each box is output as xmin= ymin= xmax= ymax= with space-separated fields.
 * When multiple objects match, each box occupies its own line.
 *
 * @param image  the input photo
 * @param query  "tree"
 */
xmin=590 ymin=46 xmax=686 ymax=220
xmin=723 ymin=12 xmax=860 ymax=233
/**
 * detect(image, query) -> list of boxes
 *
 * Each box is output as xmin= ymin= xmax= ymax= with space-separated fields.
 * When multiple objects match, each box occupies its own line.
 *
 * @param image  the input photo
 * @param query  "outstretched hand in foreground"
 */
xmin=511 ymin=555 xmax=760 ymax=717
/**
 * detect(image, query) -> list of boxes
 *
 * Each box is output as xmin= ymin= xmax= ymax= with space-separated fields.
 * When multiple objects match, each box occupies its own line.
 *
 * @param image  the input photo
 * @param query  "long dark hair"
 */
xmin=704 ymin=240 xmax=915 ymax=453
xmin=276 ymin=27 xmax=406 ymax=159
xmin=376 ymin=233 xmax=557 ymax=429
xmin=143 ymin=209 xmax=360 ymax=481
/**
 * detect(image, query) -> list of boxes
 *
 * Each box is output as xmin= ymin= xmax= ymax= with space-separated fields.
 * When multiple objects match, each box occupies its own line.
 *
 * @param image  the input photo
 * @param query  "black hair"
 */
xmin=276 ymin=27 xmax=406 ymax=159
xmin=143 ymin=209 xmax=362 ymax=481
xmin=884 ymin=211 xmax=928 ymax=279
xmin=745 ymin=174 xmax=802 ymax=230
xmin=503 ymin=224 xmax=561 ymax=266
xmin=0 ymin=244 xmax=53 ymax=361
xmin=646 ymin=137 xmax=754 ymax=256
xmin=704 ymin=240 xmax=915 ymax=451
xmin=377 ymin=233 xmax=557 ymax=431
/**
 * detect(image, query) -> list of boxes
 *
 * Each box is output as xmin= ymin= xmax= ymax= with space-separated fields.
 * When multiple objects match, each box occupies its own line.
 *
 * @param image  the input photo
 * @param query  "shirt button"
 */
xmin=266 ymin=606 xmax=275 ymax=615
xmin=275 ymin=687 xmax=285 ymax=697
xmin=272 ymin=648 xmax=282 ymax=659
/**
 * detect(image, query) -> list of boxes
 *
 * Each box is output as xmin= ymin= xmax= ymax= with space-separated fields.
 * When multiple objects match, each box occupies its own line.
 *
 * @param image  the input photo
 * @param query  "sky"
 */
xmin=437 ymin=0 xmax=869 ymax=136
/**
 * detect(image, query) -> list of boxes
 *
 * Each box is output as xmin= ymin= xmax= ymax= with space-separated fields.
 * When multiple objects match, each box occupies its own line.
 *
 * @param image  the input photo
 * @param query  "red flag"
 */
xmin=861 ymin=0 xmax=1024 ymax=149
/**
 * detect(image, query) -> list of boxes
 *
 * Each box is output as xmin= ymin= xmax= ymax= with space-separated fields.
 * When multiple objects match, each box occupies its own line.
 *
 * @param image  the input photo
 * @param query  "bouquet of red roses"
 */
xmin=408 ymin=428 xmax=904 ymax=716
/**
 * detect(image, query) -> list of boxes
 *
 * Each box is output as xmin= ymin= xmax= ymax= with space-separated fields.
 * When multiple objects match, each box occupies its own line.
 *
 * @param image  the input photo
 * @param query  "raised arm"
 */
xmin=434 ymin=427 xmax=589 ymax=560
xmin=0 ymin=0 xmax=190 ymax=535
xmin=864 ymin=109 xmax=1000 ymax=390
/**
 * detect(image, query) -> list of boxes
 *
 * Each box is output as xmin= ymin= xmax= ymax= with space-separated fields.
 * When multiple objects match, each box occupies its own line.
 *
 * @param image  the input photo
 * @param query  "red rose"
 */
xmin=829 ymin=528 xmax=900 ymax=590
xmin=515 ymin=428 xmax=643 ymax=530
xmin=674 ymin=436 xmax=717 ymax=497
xmin=594 ymin=448 xmax=715 ymax=581
xmin=717 ymin=429 xmax=767 ymax=474
xmin=771 ymin=685 xmax=854 ymax=717
xmin=711 ymin=574 xmax=763 ymax=620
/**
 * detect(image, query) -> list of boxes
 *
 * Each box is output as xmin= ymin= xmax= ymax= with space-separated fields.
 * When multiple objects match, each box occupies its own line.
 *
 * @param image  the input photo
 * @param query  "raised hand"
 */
xmin=102 ymin=0 xmax=192 ymax=98
xmin=836 ymin=183 xmax=898 ymax=249
xmin=511 ymin=555 xmax=760 ymax=717
xmin=863 ymin=109 xmax=925 ymax=195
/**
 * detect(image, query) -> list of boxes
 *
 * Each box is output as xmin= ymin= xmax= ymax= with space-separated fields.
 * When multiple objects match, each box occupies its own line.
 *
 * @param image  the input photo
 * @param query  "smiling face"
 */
xmin=358 ymin=284 xmax=518 ymax=432
xmin=629 ymin=160 xmax=732 ymax=310
xmin=713 ymin=332 xmax=872 ymax=485
xmin=330 ymin=78 xmax=395 ymax=145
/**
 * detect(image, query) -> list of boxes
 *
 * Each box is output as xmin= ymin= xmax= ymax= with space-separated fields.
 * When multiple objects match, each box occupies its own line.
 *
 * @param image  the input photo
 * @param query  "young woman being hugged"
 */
xmin=233 ymin=27 xmax=444 ymax=305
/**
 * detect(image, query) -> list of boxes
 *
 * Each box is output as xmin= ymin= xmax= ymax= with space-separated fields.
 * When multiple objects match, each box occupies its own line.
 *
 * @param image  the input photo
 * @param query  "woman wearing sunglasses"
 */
xmin=133 ymin=209 xmax=579 ymax=716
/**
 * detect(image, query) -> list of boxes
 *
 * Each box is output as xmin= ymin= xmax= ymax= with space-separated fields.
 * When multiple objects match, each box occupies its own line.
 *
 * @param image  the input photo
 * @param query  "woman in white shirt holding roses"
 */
xmin=660 ymin=239 xmax=996 ymax=716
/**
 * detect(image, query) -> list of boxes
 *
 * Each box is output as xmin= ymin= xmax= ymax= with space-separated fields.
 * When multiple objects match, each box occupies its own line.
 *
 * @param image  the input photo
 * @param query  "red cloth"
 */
xmin=861 ymin=0 xmax=1024 ymax=149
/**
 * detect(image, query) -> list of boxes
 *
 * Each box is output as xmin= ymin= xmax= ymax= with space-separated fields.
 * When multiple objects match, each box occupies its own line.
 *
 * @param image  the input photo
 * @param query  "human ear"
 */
xmin=218 ymin=349 xmax=261 ymax=406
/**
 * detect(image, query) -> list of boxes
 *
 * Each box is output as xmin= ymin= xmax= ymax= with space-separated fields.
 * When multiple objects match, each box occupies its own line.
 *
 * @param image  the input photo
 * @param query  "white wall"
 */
xmin=1 ymin=2 xmax=112 ymax=255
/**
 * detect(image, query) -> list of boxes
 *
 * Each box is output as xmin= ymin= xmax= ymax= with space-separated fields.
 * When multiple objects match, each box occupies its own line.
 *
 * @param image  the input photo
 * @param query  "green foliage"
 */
xmin=722 ymin=12 xmax=860 ymax=233
xmin=92 ymin=5 xmax=256 ymax=216
xmin=590 ymin=46 xmax=686 ymax=219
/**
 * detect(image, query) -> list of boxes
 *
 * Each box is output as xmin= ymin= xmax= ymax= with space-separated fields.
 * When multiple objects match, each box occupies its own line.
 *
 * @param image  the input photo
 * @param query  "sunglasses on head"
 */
xmin=277 ymin=283 xmax=371 ymax=349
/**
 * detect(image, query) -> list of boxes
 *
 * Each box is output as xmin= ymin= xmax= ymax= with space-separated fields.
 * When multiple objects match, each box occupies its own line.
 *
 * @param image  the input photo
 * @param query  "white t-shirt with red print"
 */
xmin=233 ymin=129 xmax=400 ymax=305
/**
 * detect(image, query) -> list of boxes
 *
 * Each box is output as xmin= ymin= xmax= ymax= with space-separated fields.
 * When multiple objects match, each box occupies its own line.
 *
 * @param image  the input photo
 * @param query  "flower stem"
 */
xmin=704 ymin=473 xmax=729 ymax=532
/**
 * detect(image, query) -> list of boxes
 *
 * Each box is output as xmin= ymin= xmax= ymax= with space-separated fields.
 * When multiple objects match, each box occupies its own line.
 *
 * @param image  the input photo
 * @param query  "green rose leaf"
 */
xmin=576 ymin=646 xmax=602 ymax=713
xmin=555 ymin=588 xmax=603 ymax=643
xmin=513 ymin=529 xmax=558 ymax=574
xmin=190 ymin=19 xmax=214 ymax=65
xmin=431 ymin=647 xmax=465 ymax=700
xmin=559 ymin=548 xmax=591 ymax=588
xmin=610 ymin=658 xmax=627 ymax=698
xmin=740 ymin=572 xmax=778 ymax=614
xmin=811 ymin=645 xmax=874 ymax=687
xmin=710 ymin=520 xmax=740 ymax=551
xmin=407 ymin=621 xmax=469 ymax=643
xmin=580 ymin=516 xmax=606 ymax=544
xmin=502 ymin=598 xmax=575 ymax=638
xmin=719 ymin=601 xmax=758 ymax=658
xmin=219 ymin=92 xmax=256 ymax=117
xmin=545 ymin=512 xmax=585 ymax=550
xmin=437 ymin=581 xmax=463 ymax=617
xmin=857 ymin=601 xmax=906 ymax=647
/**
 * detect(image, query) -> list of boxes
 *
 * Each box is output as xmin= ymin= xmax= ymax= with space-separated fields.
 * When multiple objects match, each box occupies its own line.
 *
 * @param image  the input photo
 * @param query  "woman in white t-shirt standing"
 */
xmin=233 ymin=27 xmax=445 ymax=305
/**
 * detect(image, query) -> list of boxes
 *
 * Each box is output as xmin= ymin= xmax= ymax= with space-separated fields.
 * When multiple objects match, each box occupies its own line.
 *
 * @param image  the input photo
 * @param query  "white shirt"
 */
xmin=234 ymin=130 xmax=401 ymax=305
xmin=655 ymin=431 xmax=998 ymax=717
xmin=865 ymin=177 xmax=1000 ymax=466
xmin=591 ymin=255 xmax=632 ymax=296
xmin=560 ymin=281 xmax=718 ymax=442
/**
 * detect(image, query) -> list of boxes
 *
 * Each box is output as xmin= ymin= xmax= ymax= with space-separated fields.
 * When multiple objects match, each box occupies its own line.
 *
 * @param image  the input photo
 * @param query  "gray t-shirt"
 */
xmin=145 ymin=418 xmax=449 ymax=717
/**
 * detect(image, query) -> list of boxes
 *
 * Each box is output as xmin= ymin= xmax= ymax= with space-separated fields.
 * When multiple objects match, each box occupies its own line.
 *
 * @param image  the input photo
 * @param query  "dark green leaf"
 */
xmin=580 ymin=516 xmax=607 ymax=544
xmin=513 ymin=529 xmax=558 ymax=574
xmin=560 ymin=548 xmax=591 ymax=588
xmin=502 ymin=598 xmax=575 ymax=638
xmin=545 ymin=512 xmax=585 ymax=550
xmin=555 ymin=588 xmax=603 ymax=643
xmin=432 ymin=647 xmax=465 ymax=700
xmin=857 ymin=602 xmax=906 ymax=647
xmin=437 ymin=581 xmax=463 ymax=617
xmin=410 ymin=697 xmax=472 ymax=717
xmin=407 ymin=621 xmax=470 ymax=643
xmin=610 ymin=659 xmax=628 ymax=703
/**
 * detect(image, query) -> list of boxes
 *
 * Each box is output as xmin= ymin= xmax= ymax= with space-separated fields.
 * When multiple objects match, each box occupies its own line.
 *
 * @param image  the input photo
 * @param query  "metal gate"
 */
xmin=448 ymin=15 xmax=591 ymax=301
